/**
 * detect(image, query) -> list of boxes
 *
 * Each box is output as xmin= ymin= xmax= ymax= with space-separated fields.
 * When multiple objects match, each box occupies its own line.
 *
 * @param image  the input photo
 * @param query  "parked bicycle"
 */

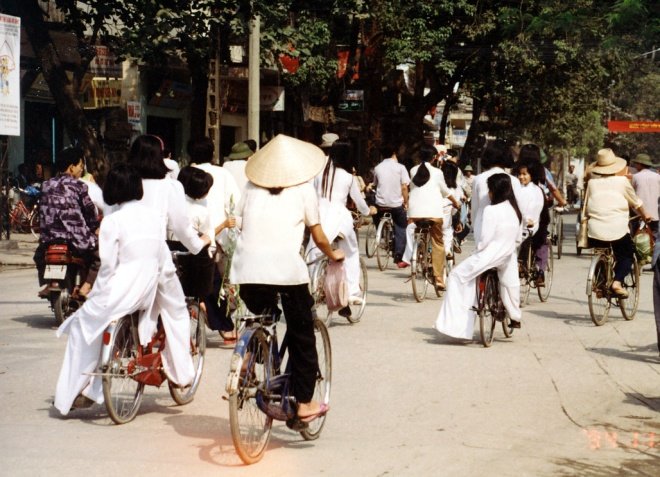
xmin=226 ymin=312 xmax=331 ymax=464
xmin=518 ymin=228 xmax=553 ymax=305
xmin=9 ymin=187 xmax=39 ymax=239
xmin=96 ymin=251 xmax=207 ymax=424
xmin=472 ymin=269 xmax=514 ymax=347
xmin=374 ymin=210 xmax=395 ymax=271
xmin=586 ymin=245 xmax=639 ymax=326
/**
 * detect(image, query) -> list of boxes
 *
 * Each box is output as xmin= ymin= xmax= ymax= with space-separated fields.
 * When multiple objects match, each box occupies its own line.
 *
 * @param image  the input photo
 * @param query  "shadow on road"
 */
xmin=551 ymin=455 xmax=660 ymax=477
xmin=586 ymin=343 xmax=660 ymax=365
xmin=12 ymin=313 xmax=57 ymax=329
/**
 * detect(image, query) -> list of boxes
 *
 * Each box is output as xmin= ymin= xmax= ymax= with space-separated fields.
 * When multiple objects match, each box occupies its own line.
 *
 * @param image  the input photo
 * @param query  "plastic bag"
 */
xmin=634 ymin=224 xmax=654 ymax=266
xmin=323 ymin=260 xmax=349 ymax=312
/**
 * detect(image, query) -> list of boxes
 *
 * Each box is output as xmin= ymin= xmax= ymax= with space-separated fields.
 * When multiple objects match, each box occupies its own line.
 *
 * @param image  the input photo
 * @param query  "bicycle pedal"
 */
xmin=285 ymin=417 xmax=309 ymax=431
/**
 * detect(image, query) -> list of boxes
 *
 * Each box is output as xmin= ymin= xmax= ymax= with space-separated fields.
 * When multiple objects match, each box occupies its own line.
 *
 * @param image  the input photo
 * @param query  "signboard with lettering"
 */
xmin=260 ymin=86 xmax=284 ymax=111
xmin=126 ymin=101 xmax=141 ymax=131
xmin=89 ymin=45 xmax=122 ymax=78
xmin=81 ymin=78 xmax=122 ymax=109
xmin=338 ymin=89 xmax=364 ymax=112
xmin=608 ymin=121 xmax=660 ymax=133
xmin=0 ymin=14 xmax=21 ymax=136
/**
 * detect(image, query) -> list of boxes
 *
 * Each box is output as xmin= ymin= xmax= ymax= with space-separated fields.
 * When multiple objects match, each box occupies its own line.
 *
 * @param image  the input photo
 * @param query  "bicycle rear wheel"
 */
xmin=29 ymin=211 xmax=40 ymax=239
xmin=588 ymin=257 xmax=610 ymax=326
xmin=376 ymin=220 xmax=391 ymax=271
xmin=519 ymin=245 xmax=532 ymax=306
xmin=300 ymin=318 xmax=332 ymax=441
xmin=365 ymin=222 xmax=377 ymax=258
xmin=411 ymin=237 xmax=428 ymax=302
xmin=311 ymin=258 xmax=332 ymax=326
xmin=229 ymin=330 xmax=273 ymax=465
xmin=619 ymin=258 xmax=640 ymax=320
xmin=102 ymin=316 xmax=145 ymax=424
xmin=169 ymin=300 xmax=207 ymax=405
xmin=537 ymin=240 xmax=553 ymax=302
xmin=556 ymin=215 xmax=563 ymax=259
xmin=346 ymin=258 xmax=367 ymax=323
xmin=479 ymin=273 xmax=497 ymax=347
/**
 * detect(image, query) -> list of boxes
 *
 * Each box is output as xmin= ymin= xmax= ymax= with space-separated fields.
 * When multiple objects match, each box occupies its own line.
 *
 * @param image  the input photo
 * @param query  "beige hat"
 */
xmin=245 ymin=134 xmax=327 ymax=188
xmin=320 ymin=133 xmax=339 ymax=148
xmin=589 ymin=148 xmax=627 ymax=175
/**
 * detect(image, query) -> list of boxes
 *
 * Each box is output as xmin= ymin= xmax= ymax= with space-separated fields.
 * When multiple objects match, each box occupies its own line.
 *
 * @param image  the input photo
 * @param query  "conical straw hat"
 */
xmin=245 ymin=134 xmax=327 ymax=188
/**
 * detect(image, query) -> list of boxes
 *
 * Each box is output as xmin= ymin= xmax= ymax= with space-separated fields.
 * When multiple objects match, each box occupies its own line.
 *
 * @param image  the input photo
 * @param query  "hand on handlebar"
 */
xmin=554 ymin=206 xmax=565 ymax=213
xmin=330 ymin=249 xmax=345 ymax=262
xmin=368 ymin=206 xmax=378 ymax=216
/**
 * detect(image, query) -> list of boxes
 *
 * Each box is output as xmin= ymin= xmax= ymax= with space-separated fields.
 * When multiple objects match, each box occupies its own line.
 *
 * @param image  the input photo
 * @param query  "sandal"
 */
xmin=298 ymin=403 xmax=330 ymax=423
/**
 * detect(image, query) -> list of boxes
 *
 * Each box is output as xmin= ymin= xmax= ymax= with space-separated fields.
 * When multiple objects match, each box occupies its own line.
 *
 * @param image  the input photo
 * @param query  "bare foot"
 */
xmin=78 ymin=282 xmax=92 ymax=298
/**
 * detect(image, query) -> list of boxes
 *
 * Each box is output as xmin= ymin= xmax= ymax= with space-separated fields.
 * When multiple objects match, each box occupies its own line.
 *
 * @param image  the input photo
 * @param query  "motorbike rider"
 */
xmin=34 ymin=147 xmax=100 ymax=298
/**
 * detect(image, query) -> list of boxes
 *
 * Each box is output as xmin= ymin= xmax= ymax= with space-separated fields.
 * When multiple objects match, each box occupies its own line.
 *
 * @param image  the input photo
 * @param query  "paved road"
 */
xmin=0 ymin=229 xmax=658 ymax=476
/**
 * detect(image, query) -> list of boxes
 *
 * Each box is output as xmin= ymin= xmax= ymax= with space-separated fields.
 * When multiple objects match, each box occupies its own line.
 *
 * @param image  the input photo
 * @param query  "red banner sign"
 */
xmin=608 ymin=121 xmax=660 ymax=133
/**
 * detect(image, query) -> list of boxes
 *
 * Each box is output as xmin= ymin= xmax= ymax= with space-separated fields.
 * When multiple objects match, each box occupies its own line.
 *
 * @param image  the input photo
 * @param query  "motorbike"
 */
xmin=40 ymin=243 xmax=85 ymax=324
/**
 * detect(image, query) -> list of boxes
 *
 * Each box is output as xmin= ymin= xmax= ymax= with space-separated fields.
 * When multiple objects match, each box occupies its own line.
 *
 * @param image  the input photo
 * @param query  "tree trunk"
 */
xmin=18 ymin=0 xmax=106 ymax=181
xmin=187 ymin=54 xmax=209 ymax=142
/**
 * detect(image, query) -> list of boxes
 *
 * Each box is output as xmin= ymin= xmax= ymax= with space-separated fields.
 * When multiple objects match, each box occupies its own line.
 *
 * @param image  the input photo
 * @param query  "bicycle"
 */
xmin=586 ymin=245 xmax=639 ymax=326
xmin=518 ymin=229 xmax=553 ymax=305
xmin=9 ymin=187 xmax=39 ymax=239
xmin=374 ymin=210 xmax=395 ymax=271
xmin=410 ymin=220 xmax=442 ymax=302
xmin=365 ymin=220 xmax=377 ymax=258
xmin=307 ymin=245 xmax=367 ymax=326
xmin=550 ymin=206 xmax=564 ymax=259
xmin=97 ymin=251 xmax=207 ymax=423
xmin=226 ymin=312 xmax=331 ymax=464
xmin=472 ymin=269 xmax=514 ymax=347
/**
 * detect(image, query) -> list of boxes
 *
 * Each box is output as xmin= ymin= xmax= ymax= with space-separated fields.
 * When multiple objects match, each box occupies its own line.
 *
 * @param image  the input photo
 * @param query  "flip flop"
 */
xmin=298 ymin=403 xmax=330 ymax=423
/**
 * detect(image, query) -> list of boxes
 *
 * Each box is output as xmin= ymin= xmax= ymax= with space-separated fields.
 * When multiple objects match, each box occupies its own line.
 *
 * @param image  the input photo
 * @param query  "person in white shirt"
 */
xmin=401 ymin=145 xmax=459 ymax=289
xmin=189 ymin=138 xmax=241 ymax=343
xmin=223 ymin=141 xmax=252 ymax=192
xmin=308 ymin=140 xmax=376 ymax=310
xmin=230 ymin=134 xmax=344 ymax=424
xmin=372 ymin=141 xmax=411 ymax=265
xmin=163 ymin=146 xmax=180 ymax=180
xmin=471 ymin=140 xmax=523 ymax=244
xmin=631 ymin=153 xmax=660 ymax=235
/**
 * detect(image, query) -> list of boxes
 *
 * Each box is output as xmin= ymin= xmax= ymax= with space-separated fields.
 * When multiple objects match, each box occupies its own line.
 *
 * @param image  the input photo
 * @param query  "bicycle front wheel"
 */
xmin=411 ymin=237 xmax=428 ymax=302
xmin=311 ymin=258 xmax=332 ymax=326
xmin=29 ymin=211 xmax=40 ymax=239
xmin=479 ymin=274 xmax=498 ymax=347
xmin=300 ymin=318 xmax=332 ymax=441
xmin=519 ymin=245 xmax=532 ymax=306
xmin=169 ymin=300 xmax=207 ymax=405
xmin=102 ymin=316 xmax=145 ymax=424
xmin=229 ymin=330 xmax=273 ymax=465
xmin=538 ymin=240 xmax=553 ymax=302
xmin=619 ymin=258 xmax=640 ymax=320
xmin=346 ymin=258 xmax=368 ymax=324
xmin=556 ymin=215 xmax=563 ymax=259
xmin=588 ymin=257 xmax=610 ymax=326
xmin=365 ymin=222 xmax=377 ymax=258
xmin=376 ymin=220 xmax=391 ymax=271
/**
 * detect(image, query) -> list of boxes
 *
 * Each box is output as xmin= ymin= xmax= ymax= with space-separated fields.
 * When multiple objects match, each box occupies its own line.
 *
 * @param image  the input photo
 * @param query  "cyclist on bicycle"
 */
xmin=34 ymin=147 xmax=100 ymax=299
xmin=230 ymin=135 xmax=344 ymax=424
xmin=435 ymin=169 xmax=523 ymax=339
xmin=401 ymin=144 xmax=460 ymax=289
xmin=308 ymin=140 xmax=376 ymax=307
xmin=584 ymin=149 xmax=652 ymax=297
xmin=371 ymin=141 xmax=410 ymax=267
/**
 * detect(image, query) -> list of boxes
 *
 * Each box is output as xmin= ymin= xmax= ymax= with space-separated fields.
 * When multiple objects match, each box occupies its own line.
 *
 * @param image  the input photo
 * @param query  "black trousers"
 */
xmin=590 ymin=234 xmax=635 ymax=282
xmin=653 ymin=261 xmax=660 ymax=355
xmin=239 ymin=283 xmax=318 ymax=403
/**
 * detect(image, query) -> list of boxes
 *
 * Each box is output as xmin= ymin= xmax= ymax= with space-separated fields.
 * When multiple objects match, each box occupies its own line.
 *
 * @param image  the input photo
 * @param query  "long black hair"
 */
xmin=441 ymin=161 xmax=459 ymax=189
xmin=127 ymin=135 xmax=168 ymax=179
xmin=320 ymin=140 xmax=353 ymax=200
xmin=487 ymin=173 xmax=522 ymax=223
xmin=411 ymin=144 xmax=437 ymax=187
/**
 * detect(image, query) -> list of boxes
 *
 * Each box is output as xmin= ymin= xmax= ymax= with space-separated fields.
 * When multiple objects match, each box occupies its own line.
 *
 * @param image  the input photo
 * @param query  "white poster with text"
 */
xmin=0 ymin=14 xmax=20 ymax=136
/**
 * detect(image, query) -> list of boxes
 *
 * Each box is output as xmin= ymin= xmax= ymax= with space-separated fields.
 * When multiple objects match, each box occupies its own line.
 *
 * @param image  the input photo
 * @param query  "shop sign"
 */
xmin=126 ymin=101 xmax=141 ymax=131
xmin=82 ymin=78 xmax=122 ymax=109
xmin=260 ymin=86 xmax=284 ymax=111
xmin=89 ymin=45 xmax=122 ymax=78
xmin=0 ymin=13 xmax=20 ymax=136
xmin=338 ymin=89 xmax=363 ymax=112
xmin=608 ymin=121 xmax=660 ymax=133
xmin=451 ymin=129 xmax=468 ymax=147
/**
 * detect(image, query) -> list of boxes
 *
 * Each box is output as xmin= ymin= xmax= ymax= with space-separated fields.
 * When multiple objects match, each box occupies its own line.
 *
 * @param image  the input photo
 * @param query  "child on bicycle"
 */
xmin=54 ymin=164 xmax=201 ymax=415
xmin=435 ymin=173 xmax=523 ymax=339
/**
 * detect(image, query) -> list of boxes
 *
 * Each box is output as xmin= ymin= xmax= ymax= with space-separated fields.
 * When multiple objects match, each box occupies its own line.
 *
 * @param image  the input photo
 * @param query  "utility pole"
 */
xmin=206 ymin=32 xmax=221 ymax=163
xmin=247 ymin=16 xmax=260 ymax=147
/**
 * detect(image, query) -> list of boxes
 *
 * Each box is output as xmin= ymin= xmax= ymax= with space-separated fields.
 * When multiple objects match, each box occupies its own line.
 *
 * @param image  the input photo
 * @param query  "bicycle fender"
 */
xmin=225 ymin=327 xmax=259 ymax=395
xmin=99 ymin=320 xmax=119 ymax=366
xmin=586 ymin=255 xmax=601 ymax=296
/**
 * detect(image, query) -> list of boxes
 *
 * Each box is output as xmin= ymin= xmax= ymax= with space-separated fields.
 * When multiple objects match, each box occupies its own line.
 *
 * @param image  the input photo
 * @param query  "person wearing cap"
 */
xmin=320 ymin=132 xmax=339 ymax=150
xmin=308 ymin=140 xmax=377 ymax=310
xmin=189 ymin=137 xmax=241 ymax=343
xmin=230 ymin=134 xmax=344 ymax=423
xmin=372 ymin=141 xmax=411 ymax=265
xmin=223 ymin=141 xmax=252 ymax=192
xmin=585 ymin=148 xmax=652 ymax=297
xmin=631 ymin=153 xmax=659 ymax=235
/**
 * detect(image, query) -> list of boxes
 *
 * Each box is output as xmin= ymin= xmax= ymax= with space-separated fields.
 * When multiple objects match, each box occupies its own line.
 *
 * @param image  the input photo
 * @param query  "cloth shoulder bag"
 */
xmin=577 ymin=184 xmax=590 ymax=249
xmin=323 ymin=260 xmax=349 ymax=312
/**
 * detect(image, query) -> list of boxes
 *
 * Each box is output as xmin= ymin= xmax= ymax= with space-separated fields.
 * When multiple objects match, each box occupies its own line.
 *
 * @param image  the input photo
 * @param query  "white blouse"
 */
xmin=230 ymin=182 xmax=320 ymax=285
xmin=313 ymin=164 xmax=370 ymax=215
xmin=408 ymin=163 xmax=451 ymax=219
xmin=518 ymin=183 xmax=545 ymax=235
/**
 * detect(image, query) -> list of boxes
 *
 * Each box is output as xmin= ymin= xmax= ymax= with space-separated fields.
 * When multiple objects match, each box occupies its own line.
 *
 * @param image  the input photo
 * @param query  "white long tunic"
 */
xmin=518 ymin=182 xmax=545 ymax=235
xmin=308 ymin=164 xmax=370 ymax=296
xmin=471 ymin=167 xmax=522 ymax=243
xmin=192 ymin=163 xmax=241 ymax=235
xmin=54 ymin=201 xmax=162 ymax=414
xmin=408 ymin=163 xmax=451 ymax=219
xmin=435 ymin=202 xmax=522 ymax=340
